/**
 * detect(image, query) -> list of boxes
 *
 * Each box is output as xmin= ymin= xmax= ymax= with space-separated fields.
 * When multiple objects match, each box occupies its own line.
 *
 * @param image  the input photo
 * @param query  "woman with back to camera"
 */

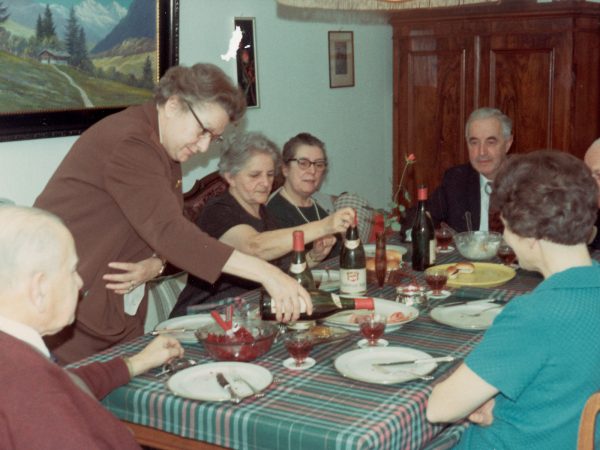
xmin=427 ymin=150 xmax=600 ymax=448
xmin=170 ymin=132 xmax=354 ymax=317
xmin=34 ymin=64 xmax=312 ymax=364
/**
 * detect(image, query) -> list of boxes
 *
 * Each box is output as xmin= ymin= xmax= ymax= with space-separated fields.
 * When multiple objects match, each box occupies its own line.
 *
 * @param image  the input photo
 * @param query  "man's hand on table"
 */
xmin=126 ymin=336 xmax=184 ymax=377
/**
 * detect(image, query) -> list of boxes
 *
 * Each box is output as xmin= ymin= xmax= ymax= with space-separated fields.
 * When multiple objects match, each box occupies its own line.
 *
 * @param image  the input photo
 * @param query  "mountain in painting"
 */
xmin=5 ymin=0 xmax=131 ymax=45
xmin=91 ymin=0 xmax=155 ymax=54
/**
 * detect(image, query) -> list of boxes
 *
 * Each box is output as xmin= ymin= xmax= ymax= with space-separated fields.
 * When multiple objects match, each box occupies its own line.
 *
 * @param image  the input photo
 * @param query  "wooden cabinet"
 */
xmin=391 ymin=0 xmax=600 ymax=196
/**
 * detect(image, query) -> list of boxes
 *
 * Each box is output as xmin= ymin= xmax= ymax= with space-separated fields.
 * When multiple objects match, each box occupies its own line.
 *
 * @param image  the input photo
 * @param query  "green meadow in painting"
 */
xmin=0 ymin=0 xmax=156 ymax=113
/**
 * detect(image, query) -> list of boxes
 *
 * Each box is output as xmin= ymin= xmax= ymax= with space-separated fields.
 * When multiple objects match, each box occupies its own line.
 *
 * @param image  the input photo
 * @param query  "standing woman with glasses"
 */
xmin=34 ymin=64 xmax=314 ymax=364
xmin=267 ymin=133 xmax=343 ymax=260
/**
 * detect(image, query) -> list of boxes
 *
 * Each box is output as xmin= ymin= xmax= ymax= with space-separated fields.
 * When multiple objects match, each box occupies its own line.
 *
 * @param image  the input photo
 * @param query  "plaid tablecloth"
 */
xmin=77 ymin=244 xmax=546 ymax=450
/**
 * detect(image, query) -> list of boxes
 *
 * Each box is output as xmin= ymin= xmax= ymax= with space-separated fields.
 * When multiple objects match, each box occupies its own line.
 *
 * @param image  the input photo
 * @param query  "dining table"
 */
xmin=71 ymin=241 xmax=554 ymax=450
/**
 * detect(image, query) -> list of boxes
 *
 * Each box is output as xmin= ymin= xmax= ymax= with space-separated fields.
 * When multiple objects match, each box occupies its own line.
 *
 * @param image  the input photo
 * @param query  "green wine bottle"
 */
xmin=288 ymin=230 xmax=316 ymax=290
xmin=339 ymin=213 xmax=367 ymax=294
xmin=411 ymin=185 xmax=436 ymax=271
xmin=260 ymin=290 xmax=374 ymax=321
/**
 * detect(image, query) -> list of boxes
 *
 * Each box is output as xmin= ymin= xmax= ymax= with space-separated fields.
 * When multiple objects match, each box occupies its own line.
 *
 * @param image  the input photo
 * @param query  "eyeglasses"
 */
xmin=184 ymin=100 xmax=224 ymax=144
xmin=287 ymin=158 xmax=328 ymax=171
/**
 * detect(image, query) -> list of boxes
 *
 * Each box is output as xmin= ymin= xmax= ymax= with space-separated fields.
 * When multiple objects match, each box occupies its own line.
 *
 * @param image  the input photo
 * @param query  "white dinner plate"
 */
xmin=167 ymin=362 xmax=272 ymax=401
xmin=311 ymin=269 xmax=340 ymax=292
xmin=363 ymin=244 xmax=408 ymax=259
xmin=430 ymin=301 xmax=504 ymax=330
xmin=334 ymin=347 xmax=436 ymax=384
xmin=154 ymin=314 xmax=213 ymax=343
xmin=324 ymin=298 xmax=418 ymax=332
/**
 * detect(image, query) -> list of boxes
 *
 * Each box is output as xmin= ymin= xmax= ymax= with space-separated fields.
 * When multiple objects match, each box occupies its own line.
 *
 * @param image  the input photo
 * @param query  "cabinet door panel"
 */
xmin=396 ymin=37 xmax=474 ymax=197
xmin=480 ymin=33 xmax=571 ymax=154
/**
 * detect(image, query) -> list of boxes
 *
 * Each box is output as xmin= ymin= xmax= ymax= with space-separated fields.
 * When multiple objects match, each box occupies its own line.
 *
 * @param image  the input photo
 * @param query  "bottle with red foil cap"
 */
xmin=339 ymin=211 xmax=367 ymax=294
xmin=411 ymin=185 xmax=436 ymax=271
xmin=288 ymin=230 xmax=316 ymax=290
xmin=259 ymin=290 xmax=374 ymax=321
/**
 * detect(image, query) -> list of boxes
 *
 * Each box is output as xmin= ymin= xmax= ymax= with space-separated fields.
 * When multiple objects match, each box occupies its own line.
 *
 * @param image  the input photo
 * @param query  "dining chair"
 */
xmin=578 ymin=390 xmax=600 ymax=449
xmin=183 ymin=171 xmax=228 ymax=223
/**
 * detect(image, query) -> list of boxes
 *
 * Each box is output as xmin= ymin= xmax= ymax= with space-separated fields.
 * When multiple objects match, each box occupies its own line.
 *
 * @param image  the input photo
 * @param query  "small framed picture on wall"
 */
xmin=235 ymin=17 xmax=259 ymax=108
xmin=328 ymin=31 xmax=354 ymax=88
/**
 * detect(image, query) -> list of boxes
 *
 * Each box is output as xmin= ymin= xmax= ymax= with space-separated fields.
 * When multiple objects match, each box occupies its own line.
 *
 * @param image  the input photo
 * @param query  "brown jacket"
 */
xmin=35 ymin=102 xmax=233 ymax=363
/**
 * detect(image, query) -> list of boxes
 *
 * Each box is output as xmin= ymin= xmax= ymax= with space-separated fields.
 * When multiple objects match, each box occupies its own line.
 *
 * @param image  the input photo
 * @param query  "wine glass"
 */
xmin=375 ymin=232 xmax=387 ymax=291
xmin=497 ymin=241 xmax=518 ymax=267
xmin=424 ymin=268 xmax=450 ymax=298
xmin=435 ymin=228 xmax=454 ymax=253
xmin=358 ymin=314 xmax=388 ymax=348
xmin=283 ymin=333 xmax=315 ymax=370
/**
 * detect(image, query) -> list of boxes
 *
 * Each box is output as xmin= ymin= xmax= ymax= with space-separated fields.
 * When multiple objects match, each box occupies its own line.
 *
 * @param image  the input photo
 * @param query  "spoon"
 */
xmin=465 ymin=211 xmax=473 ymax=232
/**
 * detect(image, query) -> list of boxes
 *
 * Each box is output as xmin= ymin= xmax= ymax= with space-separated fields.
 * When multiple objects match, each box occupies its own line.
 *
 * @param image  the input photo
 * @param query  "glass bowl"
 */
xmin=454 ymin=231 xmax=503 ymax=261
xmin=195 ymin=319 xmax=277 ymax=362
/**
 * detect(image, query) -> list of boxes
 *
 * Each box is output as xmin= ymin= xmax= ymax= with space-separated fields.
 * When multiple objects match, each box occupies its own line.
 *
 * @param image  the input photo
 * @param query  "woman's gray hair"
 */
xmin=154 ymin=63 xmax=246 ymax=122
xmin=465 ymin=107 xmax=513 ymax=140
xmin=218 ymin=132 xmax=281 ymax=176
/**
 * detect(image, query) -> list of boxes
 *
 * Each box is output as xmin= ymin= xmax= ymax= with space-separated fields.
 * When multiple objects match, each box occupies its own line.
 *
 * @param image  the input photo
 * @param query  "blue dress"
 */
xmin=456 ymin=262 xmax=600 ymax=449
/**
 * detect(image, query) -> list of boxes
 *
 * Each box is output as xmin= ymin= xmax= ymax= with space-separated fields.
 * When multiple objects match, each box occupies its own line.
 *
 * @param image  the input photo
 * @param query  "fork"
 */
xmin=461 ymin=305 xmax=502 ymax=317
xmin=374 ymin=365 xmax=434 ymax=381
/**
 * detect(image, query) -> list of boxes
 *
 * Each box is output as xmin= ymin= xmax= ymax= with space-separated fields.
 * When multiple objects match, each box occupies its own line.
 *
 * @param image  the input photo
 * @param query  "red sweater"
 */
xmin=0 ymin=332 xmax=140 ymax=449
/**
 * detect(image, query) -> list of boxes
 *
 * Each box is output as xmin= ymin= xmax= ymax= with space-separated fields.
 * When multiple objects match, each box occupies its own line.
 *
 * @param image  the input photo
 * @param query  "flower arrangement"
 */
xmin=375 ymin=153 xmax=416 ymax=233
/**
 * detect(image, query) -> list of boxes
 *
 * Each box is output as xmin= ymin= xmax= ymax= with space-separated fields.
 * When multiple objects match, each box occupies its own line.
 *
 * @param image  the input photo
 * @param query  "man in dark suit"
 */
xmin=584 ymin=138 xmax=600 ymax=249
xmin=427 ymin=107 xmax=514 ymax=232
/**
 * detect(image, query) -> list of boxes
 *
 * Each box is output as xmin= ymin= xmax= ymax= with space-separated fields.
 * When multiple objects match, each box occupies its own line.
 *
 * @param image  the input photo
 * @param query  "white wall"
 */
xmin=0 ymin=0 xmax=393 ymax=208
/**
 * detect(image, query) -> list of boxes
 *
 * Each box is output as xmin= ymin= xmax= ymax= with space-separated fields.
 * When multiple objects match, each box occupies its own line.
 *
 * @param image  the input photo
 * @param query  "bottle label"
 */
xmin=289 ymin=262 xmax=307 ymax=274
xmin=340 ymin=268 xmax=367 ymax=294
xmin=429 ymin=239 xmax=436 ymax=264
xmin=344 ymin=238 xmax=361 ymax=250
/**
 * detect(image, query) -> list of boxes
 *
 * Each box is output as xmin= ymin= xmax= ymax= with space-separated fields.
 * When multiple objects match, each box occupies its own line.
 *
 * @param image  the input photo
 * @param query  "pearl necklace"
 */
xmin=281 ymin=187 xmax=322 ymax=224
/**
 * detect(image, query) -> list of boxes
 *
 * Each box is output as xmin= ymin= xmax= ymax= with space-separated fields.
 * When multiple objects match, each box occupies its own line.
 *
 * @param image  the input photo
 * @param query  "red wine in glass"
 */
xmin=435 ymin=228 xmax=453 ymax=250
xmin=359 ymin=315 xmax=386 ymax=346
xmin=424 ymin=270 xmax=448 ymax=295
xmin=497 ymin=244 xmax=517 ymax=265
xmin=285 ymin=336 xmax=314 ymax=367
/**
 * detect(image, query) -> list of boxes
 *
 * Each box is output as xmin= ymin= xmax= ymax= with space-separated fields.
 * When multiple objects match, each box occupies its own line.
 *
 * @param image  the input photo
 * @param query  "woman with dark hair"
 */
xmin=34 ymin=64 xmax=313 ymax=364
xmin=427 ymin=150 xmax=600 ymax=448
xmin=267 ymin=132 xmax=343 ymax=259
xmin=170 ymin=132 xmax=354 ymax=317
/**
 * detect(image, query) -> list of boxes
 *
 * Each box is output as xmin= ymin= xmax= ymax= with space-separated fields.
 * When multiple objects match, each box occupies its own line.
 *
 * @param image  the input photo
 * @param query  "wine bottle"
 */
xmin=260 ymin=290 xmax=374 ymax=321
xmin=288 ymin=230 xmax=316 ymax=290
xmin=411 ymin=185 xmax=436 ymax=271
xmin=339 ymin=212 xmax=367 ymax=294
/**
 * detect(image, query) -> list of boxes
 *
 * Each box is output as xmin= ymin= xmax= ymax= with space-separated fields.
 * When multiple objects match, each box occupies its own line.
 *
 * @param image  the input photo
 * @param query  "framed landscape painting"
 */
xmin=0 ymin=0 xmax=179 ymax=142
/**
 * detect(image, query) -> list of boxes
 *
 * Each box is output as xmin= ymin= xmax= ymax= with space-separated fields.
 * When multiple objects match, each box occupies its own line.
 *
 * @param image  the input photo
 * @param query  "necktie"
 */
xmin=486 ymin=182 xmax=504 ymax=233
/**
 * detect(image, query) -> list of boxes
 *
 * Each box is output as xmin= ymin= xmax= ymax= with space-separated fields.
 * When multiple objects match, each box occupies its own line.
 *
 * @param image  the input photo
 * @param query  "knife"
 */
xmin=373 ymin=355 xmax=455 ymax=367
xmin=151 ymin=327 xmax=191 ymax=335
xmin=216 ymin=373 xmax=241 ymax=404
xmin=439 ymin=298 xmax=506 ymax=308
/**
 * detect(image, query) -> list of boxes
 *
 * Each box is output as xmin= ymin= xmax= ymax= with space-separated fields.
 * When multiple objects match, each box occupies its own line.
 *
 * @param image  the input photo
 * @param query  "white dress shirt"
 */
xmin=0 ymin=314 xmax=50 ymax=358
xmin=479 ymin=175 xmax=493 ymax=231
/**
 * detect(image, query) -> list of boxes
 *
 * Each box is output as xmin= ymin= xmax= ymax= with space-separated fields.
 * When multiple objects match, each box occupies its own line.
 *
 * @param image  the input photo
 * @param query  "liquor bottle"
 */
xmin=411 ymin=185 xmax=436 ymax=271
xmin=288 ymin=230 xmax=316 ymax=290
xmin=260 ymin=290 xmax=374 ymax=321
xmin=339 ymin=212 xmax=367 ymax=294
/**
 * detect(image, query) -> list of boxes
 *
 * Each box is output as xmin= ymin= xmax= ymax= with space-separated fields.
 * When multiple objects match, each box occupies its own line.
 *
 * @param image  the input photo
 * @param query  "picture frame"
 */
xmin=328 ymin=31 xmax=355 ymax=88
xmin=234 ymin=17 xmax=259 ymax=108
xmin=0 ymin=0 xmax=179 ymax=142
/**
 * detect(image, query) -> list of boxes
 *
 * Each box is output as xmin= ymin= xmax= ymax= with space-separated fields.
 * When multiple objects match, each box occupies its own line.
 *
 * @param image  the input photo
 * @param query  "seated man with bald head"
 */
xmin=584 ymin=138 xmax=600 ymax=249
xmin=0 ymin=206 xmax=184 ymax=449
